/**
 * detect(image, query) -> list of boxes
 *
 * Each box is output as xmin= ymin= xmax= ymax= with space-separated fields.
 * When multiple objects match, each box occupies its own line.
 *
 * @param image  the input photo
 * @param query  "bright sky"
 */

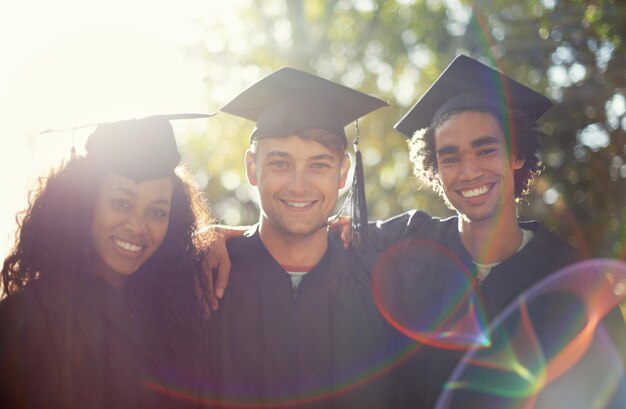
xmin=0 ymin=0 xmax=221 ymax=258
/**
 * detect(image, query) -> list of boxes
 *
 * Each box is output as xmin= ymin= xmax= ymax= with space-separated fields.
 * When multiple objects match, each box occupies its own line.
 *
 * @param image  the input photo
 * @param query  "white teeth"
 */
xmin=113 ymin=238 xmax=142 ymax=252
xmin=285 ymin=201 xmax=313 ymax=208
xmin=461 ymin=186 xmax=489 ymax=198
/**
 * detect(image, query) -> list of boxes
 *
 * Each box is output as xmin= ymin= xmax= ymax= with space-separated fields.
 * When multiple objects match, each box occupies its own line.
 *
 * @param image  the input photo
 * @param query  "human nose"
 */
xmin=459 ymin=156 xmax=482 ymax=181
xmin=125 ymin=212 xmax=148 ymax=235
xmin=287 ymin=168 xmax=311 ymax=193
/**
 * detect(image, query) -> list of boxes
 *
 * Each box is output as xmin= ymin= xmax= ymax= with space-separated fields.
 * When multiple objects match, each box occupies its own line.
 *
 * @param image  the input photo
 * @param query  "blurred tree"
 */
xmin=185 ymin=0 xmax=625 ymax=258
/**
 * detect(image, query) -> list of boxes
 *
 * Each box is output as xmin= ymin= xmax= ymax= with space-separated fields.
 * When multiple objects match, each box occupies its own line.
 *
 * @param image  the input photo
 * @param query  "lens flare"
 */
xmin=371 ymin=238 xmax=491 ymax=349
xmin=436 ymin=258 xmax=626 ymax=409
xmin=146 ymin=349 xmax=401 ymax=409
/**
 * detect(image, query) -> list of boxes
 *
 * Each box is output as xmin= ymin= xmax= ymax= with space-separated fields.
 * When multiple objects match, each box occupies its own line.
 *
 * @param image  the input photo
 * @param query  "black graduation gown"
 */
xmin=0 ymin=275 xmax=173 ymax=409
xmin=212 ymin=227 xmax=392 ymax=409
xmin=367 ymin=210 xmax=626 ymax=408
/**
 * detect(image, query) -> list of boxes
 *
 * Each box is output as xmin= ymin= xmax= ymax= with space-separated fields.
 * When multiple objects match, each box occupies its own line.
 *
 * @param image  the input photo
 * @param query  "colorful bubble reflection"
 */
xmin=436 ymin=258 xmax=626 ymax=409
xmin=371 ymin=238 xmax=491 ymax=350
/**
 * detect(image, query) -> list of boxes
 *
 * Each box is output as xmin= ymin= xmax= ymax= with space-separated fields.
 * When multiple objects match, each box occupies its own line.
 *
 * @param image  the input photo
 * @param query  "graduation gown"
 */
xmin=0 ymin=274 xmax=172 ymax=409
xmin=212 ymin=227 xmax=392 ymax=409
xmin=367 ymin=210 xmax=626 ymax=408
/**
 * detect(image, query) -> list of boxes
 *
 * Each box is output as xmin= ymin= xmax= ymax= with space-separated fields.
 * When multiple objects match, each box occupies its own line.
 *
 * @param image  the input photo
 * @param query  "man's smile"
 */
xmin=281 ymin=200 xmax=317 ymax=208
xmin=458 ymin=183 xmax=494 ymax=199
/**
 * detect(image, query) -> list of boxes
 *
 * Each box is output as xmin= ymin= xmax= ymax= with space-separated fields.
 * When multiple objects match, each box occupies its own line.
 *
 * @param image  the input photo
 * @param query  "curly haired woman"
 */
xmin=0 ymin=115 xmax=215 ymax=409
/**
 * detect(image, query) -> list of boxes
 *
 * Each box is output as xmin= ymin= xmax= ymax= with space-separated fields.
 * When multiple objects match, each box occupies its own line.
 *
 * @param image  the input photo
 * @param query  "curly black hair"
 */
xmin=408 ymin=107 xmax=543 ymax=204
xmin=1 ymin=154 xmax=215 ymax=372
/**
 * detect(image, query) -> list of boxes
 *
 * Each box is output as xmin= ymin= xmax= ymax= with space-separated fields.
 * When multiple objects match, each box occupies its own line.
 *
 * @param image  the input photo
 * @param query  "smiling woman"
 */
xmin=90 ymin=173 xmax=174 ymax=288
xmin=0 ymin=115 xmax=216 ymax=408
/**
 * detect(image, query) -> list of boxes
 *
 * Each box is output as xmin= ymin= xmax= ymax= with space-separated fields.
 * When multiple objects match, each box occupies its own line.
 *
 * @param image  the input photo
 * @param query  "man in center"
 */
xmin=209 ymin=68 xmax=391 ymax=408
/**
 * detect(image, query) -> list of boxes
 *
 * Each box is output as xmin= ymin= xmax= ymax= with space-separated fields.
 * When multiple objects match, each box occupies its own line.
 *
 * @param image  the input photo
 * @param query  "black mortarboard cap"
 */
xmin=220 ymin=67 xmax=387 ymax=143
xmin=394 ymin=54 xmax=553 ymax=137
xmin=84 ymin=113 xmax=213 ymax=182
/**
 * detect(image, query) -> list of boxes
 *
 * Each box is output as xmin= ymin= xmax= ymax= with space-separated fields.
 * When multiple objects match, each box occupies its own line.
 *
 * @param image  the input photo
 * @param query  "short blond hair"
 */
xmin=249 ymin=127 xmax=347 ymax=155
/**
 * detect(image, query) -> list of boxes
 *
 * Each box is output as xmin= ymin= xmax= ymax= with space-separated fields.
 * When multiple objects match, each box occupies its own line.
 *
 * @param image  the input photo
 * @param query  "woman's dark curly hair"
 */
xmin=408 ymin=107 xmax=543 ymax=203
xmin=1 ymin=154 xmax=215 ymax=371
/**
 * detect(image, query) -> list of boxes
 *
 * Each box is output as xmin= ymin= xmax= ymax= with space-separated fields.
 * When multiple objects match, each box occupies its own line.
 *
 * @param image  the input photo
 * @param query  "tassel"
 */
xmin=347 ymin=119 xmax=370 ymax=249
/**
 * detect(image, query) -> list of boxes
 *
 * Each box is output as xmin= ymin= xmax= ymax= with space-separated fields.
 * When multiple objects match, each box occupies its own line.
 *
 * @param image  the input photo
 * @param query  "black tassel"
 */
xmin=347 ymin=120 xmax=369 ymax=249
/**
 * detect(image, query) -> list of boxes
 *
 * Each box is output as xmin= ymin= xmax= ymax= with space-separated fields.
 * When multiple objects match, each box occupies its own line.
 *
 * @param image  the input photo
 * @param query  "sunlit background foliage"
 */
xmin=182 ymin=0 xmax=625 ymax=259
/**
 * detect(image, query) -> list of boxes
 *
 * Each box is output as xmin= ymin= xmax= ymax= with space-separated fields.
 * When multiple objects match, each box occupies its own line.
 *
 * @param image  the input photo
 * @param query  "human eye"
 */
xmin=311 ymin=162 xmax=331 ymax=170
xmin=439 ymin=155 xmax=459 ymax=165
xmin=149 ymin=207 xmax=169 ymax=220
xmin=477 ymin=148 xmax=498 ymax=157
xmin=110 ymin=198 xmax=131 ymax=210
xmin=269 ymin=160 xmax=290 ymax=169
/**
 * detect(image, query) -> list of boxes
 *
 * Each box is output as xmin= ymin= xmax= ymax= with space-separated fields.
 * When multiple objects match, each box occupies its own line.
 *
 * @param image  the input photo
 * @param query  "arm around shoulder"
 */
xmin=369 ymin=209 xmax=432 ymax=250
xmin=197 ymin=224 xmax=251 ymax=310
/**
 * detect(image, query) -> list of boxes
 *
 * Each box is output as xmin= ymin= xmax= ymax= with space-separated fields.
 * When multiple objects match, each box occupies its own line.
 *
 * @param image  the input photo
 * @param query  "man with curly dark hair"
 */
xmin=0 ymin=115 xmax=216 ymax=409
xmin=369 ymin=55 xmax=625 ymax=408
xmin=408 ymin=107 xmax=542 ymax=203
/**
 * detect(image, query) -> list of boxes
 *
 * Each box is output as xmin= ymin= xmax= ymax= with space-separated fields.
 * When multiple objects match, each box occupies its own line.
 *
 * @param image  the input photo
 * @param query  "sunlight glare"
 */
xmin=0 ymin=0 xmax=232 ymax=259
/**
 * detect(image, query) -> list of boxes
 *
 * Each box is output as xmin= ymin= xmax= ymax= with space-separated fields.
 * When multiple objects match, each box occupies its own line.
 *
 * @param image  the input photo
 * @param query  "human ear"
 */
xmin=512 ymin=154 xmax=525 ymax=170
xmin=338 ymin=153 xmax=351 ymax=189
xmin=245 ymin=150 xmax=258 ymax=186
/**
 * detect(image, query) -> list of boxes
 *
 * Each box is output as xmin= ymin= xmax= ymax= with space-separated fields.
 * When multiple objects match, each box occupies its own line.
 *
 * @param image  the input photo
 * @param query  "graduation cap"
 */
xmin=220 ymin=67 xmax=388 ymax=248
xmin=220 ymin=67 xmax=387 ymax=144
xmin=44 ymin=113 xmax=214 ymax=182
xmin=394 ymin=54 xmax=553 ymax=137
